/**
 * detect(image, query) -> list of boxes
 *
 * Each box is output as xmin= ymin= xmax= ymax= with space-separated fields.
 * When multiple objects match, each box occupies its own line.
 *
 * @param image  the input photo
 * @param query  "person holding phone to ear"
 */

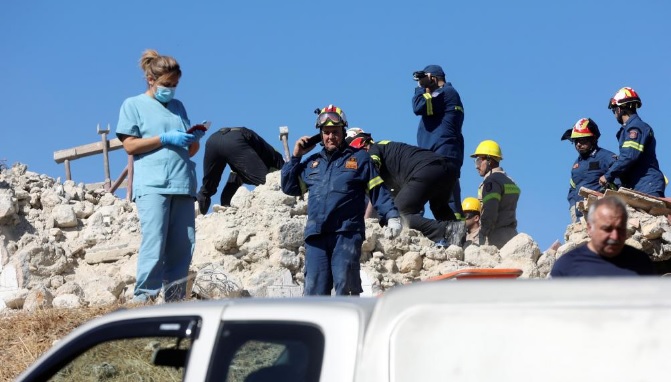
xmin=115 ymin=49 xmax=205 ymax=303
xmin=281 ymin=105 xmax=401 ymax=296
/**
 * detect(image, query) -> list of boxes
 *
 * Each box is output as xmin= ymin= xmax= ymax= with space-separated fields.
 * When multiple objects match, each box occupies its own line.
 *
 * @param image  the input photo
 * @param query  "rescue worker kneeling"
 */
xmin=345 ymin=128 xmax=465 ymax=247
xmin=197 ymin=127 xmax=285 ymax=214
xmin=471 ymin=140 xmax=520 ymax=249
xmin=281 ymin=106 xmax=401 ymax=296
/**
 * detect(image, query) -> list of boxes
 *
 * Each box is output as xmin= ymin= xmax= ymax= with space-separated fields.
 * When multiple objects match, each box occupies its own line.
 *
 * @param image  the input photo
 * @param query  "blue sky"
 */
xmin=2 ymin=1 xmax=670 ymax=250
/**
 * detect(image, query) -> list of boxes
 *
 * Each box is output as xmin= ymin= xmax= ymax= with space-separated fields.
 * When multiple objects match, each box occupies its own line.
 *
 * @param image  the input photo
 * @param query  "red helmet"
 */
xmin=315 ymin=104 xmax=348 ymax=128
xmin=345 ymin=127 xmax=372 ymax=149
xmin=608 ymin=87 xmax=642 ymax=109
xmin=561 ymin=118 xmax=601 ymax=141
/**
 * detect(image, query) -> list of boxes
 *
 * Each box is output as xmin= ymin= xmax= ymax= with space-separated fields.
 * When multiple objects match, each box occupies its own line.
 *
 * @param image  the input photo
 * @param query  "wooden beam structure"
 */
xmin=53 ymin=138 xmax=124 ymax=164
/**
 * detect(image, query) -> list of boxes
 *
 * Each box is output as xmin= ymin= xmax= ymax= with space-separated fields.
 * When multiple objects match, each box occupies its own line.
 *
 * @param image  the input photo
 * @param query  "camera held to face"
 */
xmin=413 ymin=71 xmax=427 ymax=81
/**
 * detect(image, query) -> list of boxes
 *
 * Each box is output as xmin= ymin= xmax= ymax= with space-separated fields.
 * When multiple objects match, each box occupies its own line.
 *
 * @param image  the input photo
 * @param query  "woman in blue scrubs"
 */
xmin=116 ymin=49 xmax=204 ymax=302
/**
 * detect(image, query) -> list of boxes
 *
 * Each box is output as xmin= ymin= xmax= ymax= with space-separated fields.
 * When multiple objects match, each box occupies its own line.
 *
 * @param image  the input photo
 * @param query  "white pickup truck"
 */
xmin=18 ymin=278 xmax=671 ymax=381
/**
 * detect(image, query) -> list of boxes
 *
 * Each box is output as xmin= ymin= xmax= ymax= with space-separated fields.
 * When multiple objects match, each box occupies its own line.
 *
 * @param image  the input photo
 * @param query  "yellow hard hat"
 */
xmin=470 ymin=140 xmax=503 ymax=161
xmin=462 ymin=197 xmax=481 ymax=213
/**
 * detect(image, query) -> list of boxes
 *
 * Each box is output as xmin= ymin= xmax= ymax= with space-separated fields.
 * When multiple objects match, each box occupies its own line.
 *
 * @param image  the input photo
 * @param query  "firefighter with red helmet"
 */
xmin=561 ymin=118 xmax=617 ymax=222
xmin=345 ymin=128 xmax=465 ymax=247
xmin=281 ymin=105 xmax=401 ymax=296
xmin=599 ymin=87 xmax=665 ymax=197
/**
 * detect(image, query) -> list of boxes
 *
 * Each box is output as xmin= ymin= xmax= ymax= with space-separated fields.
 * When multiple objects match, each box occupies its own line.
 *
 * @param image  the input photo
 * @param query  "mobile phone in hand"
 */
xmin=187 ymin=120 xmax=211 ymax=134
xmin=301 ymin=133 xmax=322 ymax=148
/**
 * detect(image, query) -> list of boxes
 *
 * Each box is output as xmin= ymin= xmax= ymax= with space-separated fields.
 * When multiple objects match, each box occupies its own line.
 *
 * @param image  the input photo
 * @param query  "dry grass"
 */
xmin=0 ymin=302 xmax=282 ymax=381
xmin=0 ymin=304 xmax=125 ymax=382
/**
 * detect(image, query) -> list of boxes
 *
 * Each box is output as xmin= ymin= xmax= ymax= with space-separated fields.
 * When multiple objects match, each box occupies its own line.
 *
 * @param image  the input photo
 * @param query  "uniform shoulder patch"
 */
xmin=628 ymin=129 xmax=639 ymax=139
xmin=345 ymin=157 xmax=358 ymax=170
xmin=572 ymin=163 xmax=579 ymax=169
xmin=310 ymin=160 xmax=319 ymax=168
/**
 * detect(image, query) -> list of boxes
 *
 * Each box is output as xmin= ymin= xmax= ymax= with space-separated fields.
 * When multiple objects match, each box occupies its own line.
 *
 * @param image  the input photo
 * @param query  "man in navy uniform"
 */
xmin=281 ymin=105 xmax=401 ymax=296
xmin=600 ymin=87 xmax=664 ymax=197
xmin=412 ymin=64 xmax=465 ymax=219
xmin=561 ymin=118 xmax=617 ymax=222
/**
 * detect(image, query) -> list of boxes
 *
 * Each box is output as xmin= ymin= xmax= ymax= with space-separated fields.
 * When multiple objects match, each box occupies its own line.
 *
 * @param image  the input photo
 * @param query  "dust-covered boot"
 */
xmin=444 ymin=220 xmax=467 ymax=247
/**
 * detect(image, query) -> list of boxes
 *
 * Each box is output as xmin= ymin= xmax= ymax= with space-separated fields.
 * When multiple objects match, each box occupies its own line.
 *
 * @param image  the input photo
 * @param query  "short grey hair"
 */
xmin=586 ymin=195 xmax=628 ymax=224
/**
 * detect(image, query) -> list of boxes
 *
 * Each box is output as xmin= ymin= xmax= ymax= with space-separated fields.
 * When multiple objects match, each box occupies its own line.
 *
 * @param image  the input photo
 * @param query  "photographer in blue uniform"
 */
xmin=412 ymin=64 xmax=465 ymax=219
xmin=281 ymin=105 xmax=401 ymax=296
xmin=600 ymin=87 xmax=664 ymax=197
xmin=561 ymin=118 xmax=617 ymax=222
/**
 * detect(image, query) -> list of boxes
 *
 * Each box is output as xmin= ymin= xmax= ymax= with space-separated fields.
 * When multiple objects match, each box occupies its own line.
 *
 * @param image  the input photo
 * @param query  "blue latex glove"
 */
xmin=191 ymin=129 xmax=206 ymax=142
xmin=159 ymin=131 xmax=195 ymax=147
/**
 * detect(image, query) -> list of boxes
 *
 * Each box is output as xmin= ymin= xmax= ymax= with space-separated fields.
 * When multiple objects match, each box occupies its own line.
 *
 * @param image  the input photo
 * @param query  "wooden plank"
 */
xmin=86 ymin=180 xmax=127 ymax=191
xmin=53 ymin=138 xmax=124 ymax=163
xmin=621 ymin=187 xmax=671 ymax=209
xmin=649 ymin=206 xmax=671 ymax=216
xmin=604 ymin=188 xmax=665 ymax=213
xmin=578 ymin=187 xmax=604 ymax=199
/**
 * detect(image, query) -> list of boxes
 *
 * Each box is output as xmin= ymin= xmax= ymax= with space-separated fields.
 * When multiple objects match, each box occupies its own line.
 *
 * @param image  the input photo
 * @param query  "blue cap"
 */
xmin=422 ymin=65 xmax=445 ymax=77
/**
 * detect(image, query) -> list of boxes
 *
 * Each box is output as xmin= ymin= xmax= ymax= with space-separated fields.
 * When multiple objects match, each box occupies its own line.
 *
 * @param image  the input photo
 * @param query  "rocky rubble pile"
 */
xmin=1 ymin=163 xmax=670 ymax=312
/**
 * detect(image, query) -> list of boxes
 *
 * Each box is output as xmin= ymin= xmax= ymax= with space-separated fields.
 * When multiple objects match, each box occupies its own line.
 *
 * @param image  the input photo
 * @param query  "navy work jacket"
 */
xmin=412 ymin=83 xmax=465 ymax=167
xmin=281 ymin=145 xmax=399 ymax=239
xmin=604 ymin=114 xmax=664 ymax=196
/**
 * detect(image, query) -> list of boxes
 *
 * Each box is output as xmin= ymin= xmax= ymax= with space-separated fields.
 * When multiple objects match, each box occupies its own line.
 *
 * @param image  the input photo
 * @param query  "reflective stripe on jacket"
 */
xmin=604 ymin=114 xmax=664 ymax=196
xmin=412 ymin=83 xmax=465 ymax=166
xmin=478 ymin=168 xmax=520 ymax=241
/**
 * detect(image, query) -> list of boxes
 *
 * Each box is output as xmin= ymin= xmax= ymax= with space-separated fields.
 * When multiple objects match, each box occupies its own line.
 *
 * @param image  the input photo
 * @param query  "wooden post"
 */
xmin=126 ymin=154 xmax=134 ymax=201
xmin=98 ymin=124 xmax=112 ymax=190
xmin=64 ymin=159 xmax=71 ymax=181
xmin=109 ymin=166 xmax=129 ymax=194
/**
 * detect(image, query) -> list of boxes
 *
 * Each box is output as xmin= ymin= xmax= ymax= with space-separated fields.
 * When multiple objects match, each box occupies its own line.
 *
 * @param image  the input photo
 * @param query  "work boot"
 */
xmin=444 ymin=220 xmax=466 ymax=247
xmin=196 ymin=193 xmax=211 ymax=215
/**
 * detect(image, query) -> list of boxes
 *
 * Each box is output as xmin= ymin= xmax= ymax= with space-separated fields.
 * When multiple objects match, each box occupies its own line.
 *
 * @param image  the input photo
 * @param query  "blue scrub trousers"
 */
xmin=135 ymin=193 xmax=195 ymax=301
xmin=304 ymin=231 xmax=363 ymax=296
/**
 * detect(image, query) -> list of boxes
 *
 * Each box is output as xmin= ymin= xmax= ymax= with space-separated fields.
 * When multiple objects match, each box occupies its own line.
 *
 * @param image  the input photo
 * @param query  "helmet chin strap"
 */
xmin=483 ymin=157 xmax=493 ymax=175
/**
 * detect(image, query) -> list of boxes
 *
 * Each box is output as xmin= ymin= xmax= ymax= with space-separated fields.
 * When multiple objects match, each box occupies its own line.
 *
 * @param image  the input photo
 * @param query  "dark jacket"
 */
xmin=567 ymin=146 xmax=617 ymax=216
xmin=281 ymin=145 xmax=399 ymax=239
xmin=412 ymin=83 xmax=465 ymax=167
xmin=478 ymin=168 xmax=520 ymax=240
xmin=603 ymin=114 xmax=664 ymax=196
xmin=367 ymin=140 xmax=447 ymax=193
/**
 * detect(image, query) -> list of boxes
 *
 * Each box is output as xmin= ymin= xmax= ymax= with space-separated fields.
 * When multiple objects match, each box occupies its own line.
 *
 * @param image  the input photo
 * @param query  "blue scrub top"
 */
xmin=116 ymin=93 xmax=197 ymax=199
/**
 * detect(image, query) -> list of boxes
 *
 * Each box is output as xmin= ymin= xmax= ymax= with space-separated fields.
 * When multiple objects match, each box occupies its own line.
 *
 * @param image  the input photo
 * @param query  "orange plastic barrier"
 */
xmin=426 ymin=268 xmax=523 ymax=282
